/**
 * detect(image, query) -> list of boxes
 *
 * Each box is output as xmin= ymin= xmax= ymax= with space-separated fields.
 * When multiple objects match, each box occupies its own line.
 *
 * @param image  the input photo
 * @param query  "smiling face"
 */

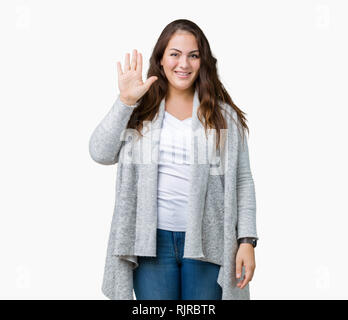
xmin=160 ymin=31 xmax=201 ymax=94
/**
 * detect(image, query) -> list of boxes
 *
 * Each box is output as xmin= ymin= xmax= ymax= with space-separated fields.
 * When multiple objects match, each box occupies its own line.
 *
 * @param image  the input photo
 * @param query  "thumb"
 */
xmin=143 ymin=76 xmax=158 ymax=91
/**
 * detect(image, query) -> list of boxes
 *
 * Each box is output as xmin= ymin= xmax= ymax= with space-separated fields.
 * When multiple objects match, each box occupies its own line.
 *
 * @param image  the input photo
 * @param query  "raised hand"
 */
xmin=117 ymin=49 xmax=158 ymax=106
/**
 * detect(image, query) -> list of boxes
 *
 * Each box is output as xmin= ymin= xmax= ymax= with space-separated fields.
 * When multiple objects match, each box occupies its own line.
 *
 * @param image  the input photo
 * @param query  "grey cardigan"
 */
xmin=89 ymin=89 xmax=259 ymax=300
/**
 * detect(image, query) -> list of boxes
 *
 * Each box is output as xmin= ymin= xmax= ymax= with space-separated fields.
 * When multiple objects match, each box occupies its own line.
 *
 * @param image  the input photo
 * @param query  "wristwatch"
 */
xmin=238 ymin=237 xmax=257 ymax=248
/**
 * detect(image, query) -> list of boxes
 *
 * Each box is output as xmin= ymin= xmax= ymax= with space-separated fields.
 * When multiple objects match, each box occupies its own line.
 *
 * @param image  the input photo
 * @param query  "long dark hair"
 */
xmin=127 ymin=19 xmax=250 ymax=150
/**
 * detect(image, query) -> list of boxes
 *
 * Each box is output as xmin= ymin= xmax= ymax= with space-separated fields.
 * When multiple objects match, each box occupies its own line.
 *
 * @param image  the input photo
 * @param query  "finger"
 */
xmin=248 ymin=267 xmax=255 ymax=280
xmin=245 ymin=265 xmax=255 ymax=280
xmin=236 ymin=274 xmax=245 ymax=288
xmin=117 ymin=61 xmax=123 ymax=76
xmin=131 ymin=49 xmax=137 ymax=70
xmin=124 ymin=53 xmax=130 ymax=71
xmin=143 ymin=76 xmax=158 ymax=91
xmin=236 ymin=260 xmax=242 ymax=279
xmin=137 ymin=52 xmax=142 ymax=74
xmin=239 ymin=270 xmax=252 ymax=289
xmin=239 ymin=277 xmax=248 ymax=289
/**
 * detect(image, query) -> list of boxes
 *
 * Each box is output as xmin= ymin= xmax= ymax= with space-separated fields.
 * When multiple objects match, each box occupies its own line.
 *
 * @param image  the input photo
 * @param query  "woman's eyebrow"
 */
xmin=169 ymin=48 xmax=199 ymax=53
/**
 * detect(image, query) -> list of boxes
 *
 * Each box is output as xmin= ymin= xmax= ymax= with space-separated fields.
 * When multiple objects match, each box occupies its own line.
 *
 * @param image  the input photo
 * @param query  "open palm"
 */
xmin=117 ymin=49 xmax=158 ymax=105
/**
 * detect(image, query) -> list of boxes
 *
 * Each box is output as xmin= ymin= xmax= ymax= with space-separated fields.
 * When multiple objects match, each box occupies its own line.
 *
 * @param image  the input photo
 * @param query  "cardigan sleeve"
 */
xmin=236 ymin=129 xmax=259 ymax=241
xmin=89 ymin=94 xmax=138 ymax=165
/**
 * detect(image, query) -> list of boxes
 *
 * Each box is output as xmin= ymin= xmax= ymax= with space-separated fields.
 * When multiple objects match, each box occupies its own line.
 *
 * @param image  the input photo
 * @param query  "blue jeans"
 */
xmin=133 ymin=228 xmax=222 ymax=300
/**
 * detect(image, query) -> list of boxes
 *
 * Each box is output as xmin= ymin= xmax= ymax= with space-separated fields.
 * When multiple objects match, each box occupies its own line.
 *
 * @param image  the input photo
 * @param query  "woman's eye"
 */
xmin=170 ymin=53 xmax=199 ymax=58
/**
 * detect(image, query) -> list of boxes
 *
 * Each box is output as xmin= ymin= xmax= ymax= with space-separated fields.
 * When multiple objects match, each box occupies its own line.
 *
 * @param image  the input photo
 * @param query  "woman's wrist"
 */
xmin=120 ymin=95 xmax=137 ymax=106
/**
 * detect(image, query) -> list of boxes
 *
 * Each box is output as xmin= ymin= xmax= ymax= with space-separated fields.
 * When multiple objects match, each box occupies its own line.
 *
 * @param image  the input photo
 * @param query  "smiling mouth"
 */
xmin=174 ymin=71 xmax=192 ymax=78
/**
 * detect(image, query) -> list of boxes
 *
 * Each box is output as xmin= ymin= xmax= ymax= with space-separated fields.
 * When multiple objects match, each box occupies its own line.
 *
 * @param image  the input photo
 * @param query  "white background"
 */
xmin=1 ymin=0 xmax=347 ymax=299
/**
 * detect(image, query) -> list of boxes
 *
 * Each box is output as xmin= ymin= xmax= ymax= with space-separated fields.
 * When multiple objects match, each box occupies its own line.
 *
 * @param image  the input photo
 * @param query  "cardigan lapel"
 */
xmin=183 ymin=89 xmax=211 ymax=259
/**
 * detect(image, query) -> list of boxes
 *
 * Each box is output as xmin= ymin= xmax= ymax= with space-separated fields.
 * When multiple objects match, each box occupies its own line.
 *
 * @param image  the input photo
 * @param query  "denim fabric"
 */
xmin=133 ymin=228 xmax=222 ymax=300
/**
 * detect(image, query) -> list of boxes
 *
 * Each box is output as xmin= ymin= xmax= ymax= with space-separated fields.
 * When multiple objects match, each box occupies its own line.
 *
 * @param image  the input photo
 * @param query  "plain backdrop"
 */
xmin=0 ymin=0 xmax=347 ymax=299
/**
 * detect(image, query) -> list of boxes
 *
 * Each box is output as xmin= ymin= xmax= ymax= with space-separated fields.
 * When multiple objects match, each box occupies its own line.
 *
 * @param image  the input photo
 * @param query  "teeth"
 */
xmin=176 ymin=72 xmax=190 ymax=75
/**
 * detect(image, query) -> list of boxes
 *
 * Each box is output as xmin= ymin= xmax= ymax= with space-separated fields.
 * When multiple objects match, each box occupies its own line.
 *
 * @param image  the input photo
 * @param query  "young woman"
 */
xmin=89 ymin=19 xmax=258 ymax=300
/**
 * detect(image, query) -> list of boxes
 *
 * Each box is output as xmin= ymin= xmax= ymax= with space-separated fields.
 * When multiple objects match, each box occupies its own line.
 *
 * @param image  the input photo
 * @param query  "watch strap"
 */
xmin=238 ymin=237 xmax=257 ymax=248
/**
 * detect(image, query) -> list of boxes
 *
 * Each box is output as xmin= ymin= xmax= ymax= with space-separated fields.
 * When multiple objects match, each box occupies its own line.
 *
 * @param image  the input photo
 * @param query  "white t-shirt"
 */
xmin=157 ymin=111 xmax=192 ymax=232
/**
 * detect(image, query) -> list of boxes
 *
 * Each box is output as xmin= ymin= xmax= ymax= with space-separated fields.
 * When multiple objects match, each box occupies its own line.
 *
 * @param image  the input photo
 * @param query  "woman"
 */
xmin=89 ymin=19 xmax=258 ymax=300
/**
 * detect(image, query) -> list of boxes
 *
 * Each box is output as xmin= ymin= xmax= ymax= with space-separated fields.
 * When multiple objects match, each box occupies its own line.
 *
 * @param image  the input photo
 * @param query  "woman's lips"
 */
xmin=174 ymin=71 xmax=191 ymax=79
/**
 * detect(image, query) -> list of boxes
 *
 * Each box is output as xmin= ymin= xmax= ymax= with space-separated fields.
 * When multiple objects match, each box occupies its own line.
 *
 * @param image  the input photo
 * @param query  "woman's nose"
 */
xmin=178 ymin=55 xmax=190 ymax=66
